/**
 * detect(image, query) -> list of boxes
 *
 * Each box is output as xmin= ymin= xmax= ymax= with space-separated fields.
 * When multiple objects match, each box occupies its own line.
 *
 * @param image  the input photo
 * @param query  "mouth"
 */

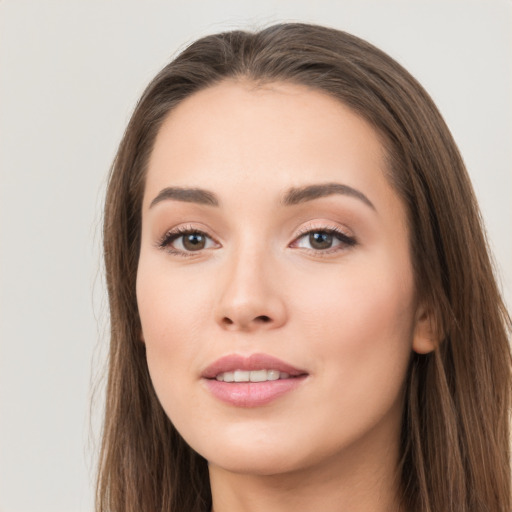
xmin=201 ymin=352 xmax=307 ymax=379
xmin=214 ymin=369 xmax=292 ymax=382
xmin=201 ymin=353 xmax=308 ymax=407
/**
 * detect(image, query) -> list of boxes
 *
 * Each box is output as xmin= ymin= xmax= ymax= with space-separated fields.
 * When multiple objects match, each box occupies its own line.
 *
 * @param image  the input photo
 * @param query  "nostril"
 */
xmin=219 ymin=314 xmax=274 ymax=329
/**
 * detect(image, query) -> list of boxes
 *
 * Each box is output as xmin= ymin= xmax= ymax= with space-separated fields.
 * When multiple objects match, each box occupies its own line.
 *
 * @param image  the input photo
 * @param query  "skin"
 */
xmin=137 ymin=80 xmax=435 ymax=512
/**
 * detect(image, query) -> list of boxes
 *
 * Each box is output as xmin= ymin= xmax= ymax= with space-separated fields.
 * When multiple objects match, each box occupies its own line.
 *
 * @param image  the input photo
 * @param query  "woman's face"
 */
xmin=137 ymin=81 xmax=432 ymax=477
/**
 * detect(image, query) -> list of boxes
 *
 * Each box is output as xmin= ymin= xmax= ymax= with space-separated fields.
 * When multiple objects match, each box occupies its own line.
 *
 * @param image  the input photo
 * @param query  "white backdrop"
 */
xmin=1 ymin=1 xmax=510 ymax=511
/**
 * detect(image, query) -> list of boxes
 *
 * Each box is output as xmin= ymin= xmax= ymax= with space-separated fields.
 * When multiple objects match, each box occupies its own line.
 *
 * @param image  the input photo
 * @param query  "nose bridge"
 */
xmin=214 ymin=235 xmax=286 ymax=331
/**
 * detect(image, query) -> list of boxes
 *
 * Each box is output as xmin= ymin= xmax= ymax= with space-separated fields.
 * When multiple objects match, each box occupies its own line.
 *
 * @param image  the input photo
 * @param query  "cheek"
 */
xmin=299 ymin=261 xmax=413 ymax=320
xmin=292 ymin=255 xmax=416 ymax=388
xmin=136 ymin=260 xmax=210 ymax=392
xmin=136 ymin=278 xmax=211 ymax=440
xmin=138 ymin=276 xmax=205 ymax=345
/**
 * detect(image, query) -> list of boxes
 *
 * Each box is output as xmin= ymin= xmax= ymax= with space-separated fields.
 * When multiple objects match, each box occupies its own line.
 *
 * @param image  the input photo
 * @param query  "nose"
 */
xmin=214 ymin=248 xmax=288 ymax=332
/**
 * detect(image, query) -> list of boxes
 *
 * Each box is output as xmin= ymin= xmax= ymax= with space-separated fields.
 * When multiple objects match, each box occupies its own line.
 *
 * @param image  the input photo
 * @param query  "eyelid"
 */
xmin=155 ymin=221 xmax=356 ymax=257
xmin=290 ymin=222 xmax=357 ymax=254
xmin=157 ymin=223 xmax=221 ymax=257
xmin=293 ymin=222 xmax=353 ymax=239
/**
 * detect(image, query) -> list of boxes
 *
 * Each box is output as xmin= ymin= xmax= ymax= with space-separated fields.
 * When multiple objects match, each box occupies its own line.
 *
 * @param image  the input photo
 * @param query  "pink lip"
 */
xmin=201 ymin=353 xmax=308 ymax=408
xmin=201 ymin=353 xmax=306 ymax=379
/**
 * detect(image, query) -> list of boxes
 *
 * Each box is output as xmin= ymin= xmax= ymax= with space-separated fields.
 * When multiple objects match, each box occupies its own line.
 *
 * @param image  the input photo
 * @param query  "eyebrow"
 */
xmin=149 ymin=182 xmax=375 ymax=211
xmin=282 ymin=183 xmax=375 ymax=210
xmin=149 ymin=187 xmax=219 ymax=208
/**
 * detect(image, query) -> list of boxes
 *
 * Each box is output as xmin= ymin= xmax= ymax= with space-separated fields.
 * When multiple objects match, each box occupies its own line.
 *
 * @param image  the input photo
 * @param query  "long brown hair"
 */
xmin=98 ymin=23 xmax=511 ymax=512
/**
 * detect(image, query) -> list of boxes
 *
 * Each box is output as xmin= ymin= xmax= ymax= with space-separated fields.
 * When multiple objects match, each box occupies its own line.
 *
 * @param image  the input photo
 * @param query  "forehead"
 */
xmin=144 ymin=80 xmax=394 ymax=214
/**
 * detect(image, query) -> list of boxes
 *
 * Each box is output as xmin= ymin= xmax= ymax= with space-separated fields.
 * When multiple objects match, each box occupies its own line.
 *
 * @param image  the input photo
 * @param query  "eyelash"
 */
xmin=291 ymin=225 xmax=357 ymax=256
xmin=157 ymin=225 xmax=218 ymax=257
xmin=157 ymin=224 xmax=357 ymax=258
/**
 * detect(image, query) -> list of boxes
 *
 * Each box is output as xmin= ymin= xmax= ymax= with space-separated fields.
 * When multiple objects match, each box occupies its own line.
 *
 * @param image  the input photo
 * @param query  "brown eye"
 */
xmin=159 ymin=228 xmax=218 ymax=255
xmin=292 ymin=228 xmax=357 ymax=253
xmin=309 ymin=232 xmax=333 ymax=250
xmin=182 ymin=232 xmax=207 ymax=251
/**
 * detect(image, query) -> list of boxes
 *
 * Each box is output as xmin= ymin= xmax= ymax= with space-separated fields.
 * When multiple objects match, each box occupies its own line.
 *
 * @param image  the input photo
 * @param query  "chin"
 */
xmin=191 ymin=427 xmax=334 ymax=478
xmin=206 ymin=449 xmax=307 ymax=477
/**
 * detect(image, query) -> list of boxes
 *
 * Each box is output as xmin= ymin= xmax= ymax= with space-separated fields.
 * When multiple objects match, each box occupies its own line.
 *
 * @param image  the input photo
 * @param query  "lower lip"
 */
xmin=203 ymin=377 xmax=306 ymax=407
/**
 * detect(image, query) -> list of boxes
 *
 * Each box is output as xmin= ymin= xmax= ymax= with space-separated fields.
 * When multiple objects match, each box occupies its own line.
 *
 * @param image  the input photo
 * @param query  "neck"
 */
xmin=209 ymin=432 xmax=403 ymax=512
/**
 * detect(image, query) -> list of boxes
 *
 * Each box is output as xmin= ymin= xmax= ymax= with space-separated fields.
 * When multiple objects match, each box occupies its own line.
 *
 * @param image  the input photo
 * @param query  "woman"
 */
xmin=97 ymin=23 xmax=511 ymax=512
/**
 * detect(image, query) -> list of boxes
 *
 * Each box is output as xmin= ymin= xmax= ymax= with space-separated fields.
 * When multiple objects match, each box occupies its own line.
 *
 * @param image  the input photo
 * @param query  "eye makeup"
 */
xmin=156 ymin=221 xmax=357 ymax=259
xmin=291 ymin=224 xmax=357 ymax=256
xmin=156 ymin=224 xmax=220 ymax=258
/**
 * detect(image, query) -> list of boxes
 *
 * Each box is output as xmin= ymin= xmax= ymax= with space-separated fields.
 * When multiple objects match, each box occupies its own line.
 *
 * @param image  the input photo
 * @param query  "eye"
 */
xmin=291 ymin=227 xmax=356 ymax=253
xmin=158 ymin=226 xmax=218 ymax=256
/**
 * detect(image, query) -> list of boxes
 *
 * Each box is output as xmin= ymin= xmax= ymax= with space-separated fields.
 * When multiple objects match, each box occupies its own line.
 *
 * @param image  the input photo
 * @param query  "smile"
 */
xmin=215 ymin=370 xmax=290 ymax=382
xmin=201 ymin=353 xmax=308 ymax=407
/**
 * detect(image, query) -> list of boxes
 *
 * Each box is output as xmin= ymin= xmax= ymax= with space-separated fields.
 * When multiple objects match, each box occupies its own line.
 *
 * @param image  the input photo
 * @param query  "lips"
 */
xmin=201 ymin=353 xmax=307 ymax=379
xmin=201 ymin=353 xmax=308 ymax=407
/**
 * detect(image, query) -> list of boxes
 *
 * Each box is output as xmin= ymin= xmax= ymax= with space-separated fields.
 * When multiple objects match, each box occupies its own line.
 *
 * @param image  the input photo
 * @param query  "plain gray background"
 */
xmin=1 ymin=1 xmax=511 ymax=511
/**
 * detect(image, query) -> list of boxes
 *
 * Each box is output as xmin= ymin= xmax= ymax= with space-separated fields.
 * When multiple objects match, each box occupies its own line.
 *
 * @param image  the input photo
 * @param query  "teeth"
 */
xmin=222 ymin=372 xmax=234 ymax=382
xmin=234 ymin=370 xmax=250 ymax=382
xmin=215 ymin=369 xmax=292 ymax=382
xmin=249 ymin=369 xmax=267 ymax=382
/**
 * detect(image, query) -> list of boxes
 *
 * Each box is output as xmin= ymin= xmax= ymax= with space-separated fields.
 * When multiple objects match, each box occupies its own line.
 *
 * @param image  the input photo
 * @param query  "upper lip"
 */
xmin=201 ymin=353 xmax=307 ymax=379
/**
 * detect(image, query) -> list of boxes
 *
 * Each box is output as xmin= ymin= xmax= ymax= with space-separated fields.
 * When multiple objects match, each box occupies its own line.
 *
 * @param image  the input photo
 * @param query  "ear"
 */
xmin=412 ymin=304 xmax=439 ymax=354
